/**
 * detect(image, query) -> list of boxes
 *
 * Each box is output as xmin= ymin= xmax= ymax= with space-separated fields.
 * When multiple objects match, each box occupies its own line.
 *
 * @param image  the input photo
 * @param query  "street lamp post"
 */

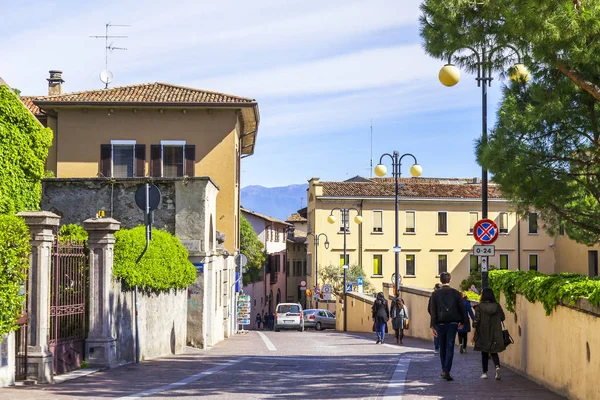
xmin=439 ymin=45 xmax=529 ymax=289
xmin=374 ymin=153 xmax=422 ymax=297
xmin=327 ymin=208 xmax=362 ymax=332
xmin=306 ymin=232 xmax=329 ymax=309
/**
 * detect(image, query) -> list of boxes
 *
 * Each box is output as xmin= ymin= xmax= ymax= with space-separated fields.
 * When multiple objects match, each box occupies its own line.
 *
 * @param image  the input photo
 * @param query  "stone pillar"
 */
xmin=83 ymin=217 xmax=121 ymax=368
xmin=17 ymin=211 xmax=60 ymax=384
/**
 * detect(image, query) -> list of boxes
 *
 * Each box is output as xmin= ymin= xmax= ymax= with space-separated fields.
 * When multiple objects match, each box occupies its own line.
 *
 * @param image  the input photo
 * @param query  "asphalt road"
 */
xmin=1 ymin=330 xmax=565 ymax=399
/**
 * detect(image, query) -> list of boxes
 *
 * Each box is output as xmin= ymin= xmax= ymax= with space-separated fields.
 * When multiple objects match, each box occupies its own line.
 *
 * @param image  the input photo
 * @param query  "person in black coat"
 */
xmin=458 ymin=292 xmax=475 ymax=353
xmin=372 ymin=292 xmax=389 ymax=344
xmin=472 ymin=288 xmax=507 ymax=380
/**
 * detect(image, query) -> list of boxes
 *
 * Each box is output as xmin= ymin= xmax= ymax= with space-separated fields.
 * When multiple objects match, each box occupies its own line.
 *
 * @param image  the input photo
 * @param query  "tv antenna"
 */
xmin=90 ymin=23 xmax=130 ymax=88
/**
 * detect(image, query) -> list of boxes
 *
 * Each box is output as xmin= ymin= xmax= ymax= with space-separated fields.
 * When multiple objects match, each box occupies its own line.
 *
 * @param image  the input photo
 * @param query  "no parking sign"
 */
xmin=473 ymin=219 xmax=498 ymax=244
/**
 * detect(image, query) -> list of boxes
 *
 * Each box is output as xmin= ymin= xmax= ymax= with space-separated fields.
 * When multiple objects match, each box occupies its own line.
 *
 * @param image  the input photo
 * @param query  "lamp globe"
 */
xmin=354 ymin=215 xmax=363 ymax=224
xmin=439 ymin=64 xmax=460 ymax=87
xmin=374 ymin=164 xmax=387 ymax=177
xmin=509 ymin=63 xmax=531 ymax=83
xmin=410 ymin=164 xmax=423 ymax=177
xmin=327 ymin=215 xmax=336 ymax=224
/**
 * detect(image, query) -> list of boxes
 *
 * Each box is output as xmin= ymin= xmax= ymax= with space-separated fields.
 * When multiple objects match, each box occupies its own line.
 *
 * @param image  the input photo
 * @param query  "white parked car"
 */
xmin=274 ymin=303 xmax=304 ymax=332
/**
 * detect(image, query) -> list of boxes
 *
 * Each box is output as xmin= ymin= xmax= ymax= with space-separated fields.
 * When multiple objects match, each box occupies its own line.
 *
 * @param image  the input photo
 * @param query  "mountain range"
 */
xmin=241 ymin=184 xmax=308 ymax=221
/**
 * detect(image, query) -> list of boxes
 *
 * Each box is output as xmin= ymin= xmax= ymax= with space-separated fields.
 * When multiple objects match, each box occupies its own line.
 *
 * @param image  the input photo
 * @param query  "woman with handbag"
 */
xmin=471 ymin=288 xmax=506 ymax=380
xmin=372 ymin=292 xmax=389 ymax=344
xmin=390 ymin=297 xmax=409 ymax=344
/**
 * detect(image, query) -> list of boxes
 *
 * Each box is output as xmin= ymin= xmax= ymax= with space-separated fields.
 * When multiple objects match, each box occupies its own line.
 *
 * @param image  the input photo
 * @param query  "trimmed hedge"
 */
xmin=0 ymin=215 xmax=30 ymax=336
xmin=114 ymin=226 xmax=196 ymax=292
xmin=0 ymin=85 xmax=53 ymax=214
xmin=59 ymin=223 xmax=88 ymax=244
xmin=489 ymin=270 xmax=600 ymax=315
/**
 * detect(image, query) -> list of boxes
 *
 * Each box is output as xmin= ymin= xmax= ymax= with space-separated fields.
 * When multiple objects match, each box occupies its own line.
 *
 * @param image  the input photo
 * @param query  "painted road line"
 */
xmin=383 ymin=357 xmax=411 ymax=399
xmin=257 ymin=331 xmax=277 ymax=351
xmin=117 ymin=357 xmax=248 ymax=399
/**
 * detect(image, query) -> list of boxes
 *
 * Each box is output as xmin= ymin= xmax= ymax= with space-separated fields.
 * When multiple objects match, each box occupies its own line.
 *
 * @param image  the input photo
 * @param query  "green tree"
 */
xmin=319 ymin=263 xmax=374 ymax=294
xmin=420 ymin=0 xmax=600 ymax=245
xmin=0 ymin=85 xmax=53 ymax=214
xmin=240 ymin=215 xmax=265 ymax=285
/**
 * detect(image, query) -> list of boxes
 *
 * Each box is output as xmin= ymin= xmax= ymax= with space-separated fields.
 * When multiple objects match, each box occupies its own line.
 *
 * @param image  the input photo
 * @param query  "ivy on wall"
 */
xmin=59 ymin=223 xmax=88 ymax=244
xmin=0 ymin=215 xmax=30 ymax=336
xmin=489 ymin=270 xmax=600 ymax=316
xmin=114 ymin=226 xmax=196 ymax=292
xmin=0 ymin=86 xmax=53 ymax=214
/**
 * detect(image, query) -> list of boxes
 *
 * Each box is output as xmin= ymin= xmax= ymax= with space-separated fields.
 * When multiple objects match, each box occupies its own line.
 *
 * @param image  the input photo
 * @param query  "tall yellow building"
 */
xmin=306 ymin=176 xmax=560 ymax=293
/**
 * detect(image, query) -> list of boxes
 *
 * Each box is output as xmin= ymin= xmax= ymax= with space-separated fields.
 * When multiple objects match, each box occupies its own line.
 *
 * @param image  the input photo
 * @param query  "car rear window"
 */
xmin=278 ymin=304 xmax=300 ymax=313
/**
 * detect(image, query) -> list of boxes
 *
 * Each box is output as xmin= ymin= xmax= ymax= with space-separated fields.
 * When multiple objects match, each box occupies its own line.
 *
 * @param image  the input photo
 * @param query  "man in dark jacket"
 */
xmin=428 ymin=283 xmax=442 ymax=353
xmin=429 ymin=272 xmax=467 ymax=381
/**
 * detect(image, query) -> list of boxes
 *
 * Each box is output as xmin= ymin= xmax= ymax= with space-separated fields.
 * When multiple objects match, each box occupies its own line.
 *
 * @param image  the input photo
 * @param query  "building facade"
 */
xmin=306 ymin=177 xmax=559 ymax=293
xmin=286 ymin=211 xmax=308 ymax=305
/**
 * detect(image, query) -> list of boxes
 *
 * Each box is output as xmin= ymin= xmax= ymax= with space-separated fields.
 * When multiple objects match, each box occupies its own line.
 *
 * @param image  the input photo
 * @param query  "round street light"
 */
xmin=439 ymin=64 xmax=461 ymax=87
xmin=327 ymin=215 xmax=336 ymax=224
xmin=509 ymin=63 xmax=531 ymax=82
xmin=409 ymin=164 xmax=423 ymax=177
xmin=374 ymin=164 xmax=387 ymax=177
xmin=354 ymin=215 xmax=363 ymax=224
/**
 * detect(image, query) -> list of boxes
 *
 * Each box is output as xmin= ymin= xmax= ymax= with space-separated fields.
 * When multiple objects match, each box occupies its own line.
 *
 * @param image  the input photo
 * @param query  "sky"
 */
xmin=0 ymin=0 xmax=508 ymax=188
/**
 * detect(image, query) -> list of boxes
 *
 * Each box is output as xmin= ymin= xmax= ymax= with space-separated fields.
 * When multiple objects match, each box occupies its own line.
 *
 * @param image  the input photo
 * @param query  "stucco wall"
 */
xmin=111 ymin=282 xmax=187 ymax=364
xmin=554 ymin=235 xmax=600 ymax=277
xmin=0 ymin=333 xmax=15 ymax=387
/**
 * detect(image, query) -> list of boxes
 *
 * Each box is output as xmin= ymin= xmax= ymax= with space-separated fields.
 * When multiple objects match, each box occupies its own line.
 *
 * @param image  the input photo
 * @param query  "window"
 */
xmin=150 ymin=141 xmax=195 ymax=177
xmin=405 ymin=211 xmax=416 ymax=233
xmin=470 ymin=255 xmax=479 ymax=274
xmin=339 ymin=210 xmax=349 ymax=233
xmin=339 ymin=254 xmax=350 ymax=268
xmin=469 ymin=212 xmax=478 ymax=233
xmin=438 ymin=254 xmax=448 ymax=275
xmin=529 ymin=254 xmax=538 ymax=271
xmin=286 ymin=261 xmax=290 ymax=276
xmin=528 ymin=212 xmax=538 ymax=234
xmin=302 ymin=260 xmax=307 ymax=276
xmin=499 ymin=212 xmax=509 ymax=234
xmin=373 ymin=255 xmax=383 ymax=276
xmin=438 ymin=212 xmax=448 ymax=233
xmin=499 ymin=254 xmax=509 ymax=270
xmin=100 ymin=141 xmax=145 ymax=178
xmin=373 ymin=211 xmax=383 ymax=233
xmin=405 ymin=254 xmax=415 ymax=276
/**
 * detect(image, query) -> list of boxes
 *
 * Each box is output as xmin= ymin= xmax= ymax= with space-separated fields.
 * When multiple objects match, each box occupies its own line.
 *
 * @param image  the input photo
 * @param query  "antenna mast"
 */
xmin=370 ymin=119 xmax=373 ymax=178
xmin=90 ymin=23 xmax=130 ymax=88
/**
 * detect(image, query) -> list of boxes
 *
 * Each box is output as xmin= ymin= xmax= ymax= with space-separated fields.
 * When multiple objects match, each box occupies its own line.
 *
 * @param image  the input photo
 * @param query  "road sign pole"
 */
xmin=473 ymin=219 xmax=498 ymax=290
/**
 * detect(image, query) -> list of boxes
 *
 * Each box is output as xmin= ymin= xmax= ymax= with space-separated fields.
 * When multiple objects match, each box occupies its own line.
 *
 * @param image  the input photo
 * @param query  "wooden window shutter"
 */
xmin=100 ymin=144 xmax=112 ymax=177
xmin=185 ymin=145 xmax=195 ymax=177
xmin=134 ymin=144 xmax=146 ymax=177
xmin=150 ymin=145 xmax=162 ymax=177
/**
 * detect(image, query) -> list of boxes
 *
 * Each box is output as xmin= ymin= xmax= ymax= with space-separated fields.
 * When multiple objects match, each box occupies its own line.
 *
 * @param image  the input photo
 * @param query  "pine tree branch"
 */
xmin=557 ymin=63 xmax=600 ymax=102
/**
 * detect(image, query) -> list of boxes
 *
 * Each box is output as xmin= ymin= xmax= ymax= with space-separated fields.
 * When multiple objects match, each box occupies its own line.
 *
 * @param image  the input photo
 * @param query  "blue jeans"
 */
xmin=376 ymin=322 xmax=386 ymax=341
xmin=434 ymin=334 xmax=439 ymax=350
xmin=436 ymin=323 xmax=459 ymax=373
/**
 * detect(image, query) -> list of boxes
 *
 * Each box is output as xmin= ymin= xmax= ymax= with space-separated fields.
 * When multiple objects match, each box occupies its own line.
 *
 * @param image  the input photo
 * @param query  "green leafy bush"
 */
xmin=489 ymin=270 xmax=600 ymax=315
xmin=114 ymin=226 xmax=196 ymax=292
xmin=464 ymin=291 xmax=480 ymax=302
xmin=59 ymin=224 xmax=88 ymax=244
xmin=0 ymin=215 xmax=30 ymax=336
xmin=0 ymin=85 xmax=53 ymax=214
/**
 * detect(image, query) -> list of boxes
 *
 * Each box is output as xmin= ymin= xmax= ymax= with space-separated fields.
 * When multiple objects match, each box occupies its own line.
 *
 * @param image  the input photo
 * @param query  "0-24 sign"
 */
xmin=473 ymin=245 xmax=495 ymax=256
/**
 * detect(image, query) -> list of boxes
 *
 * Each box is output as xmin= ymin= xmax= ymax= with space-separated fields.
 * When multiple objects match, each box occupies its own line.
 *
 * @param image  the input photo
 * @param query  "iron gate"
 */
xmin=49 ymin=239 xmax=87 ymax=375
xmin=14 ymin=313 xmax=27 ymax=380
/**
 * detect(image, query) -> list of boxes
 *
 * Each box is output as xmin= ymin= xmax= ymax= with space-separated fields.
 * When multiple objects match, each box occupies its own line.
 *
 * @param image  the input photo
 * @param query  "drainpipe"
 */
xmin=517 ymin=215 xmax=522 ymax=270
xmin=359 ymin=200 xmax=364 ymax=267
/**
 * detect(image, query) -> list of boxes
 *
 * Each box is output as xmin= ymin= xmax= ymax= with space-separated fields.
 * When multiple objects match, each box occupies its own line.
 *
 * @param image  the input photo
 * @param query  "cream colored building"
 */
xmin=286 ymin=211 xmax=309 ymax=305
xmin=307 ymin=176 xmax=559 ymax=292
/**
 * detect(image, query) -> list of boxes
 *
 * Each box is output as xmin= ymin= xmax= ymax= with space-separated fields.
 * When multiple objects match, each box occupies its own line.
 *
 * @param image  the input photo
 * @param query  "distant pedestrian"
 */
xmin=255 ymin=313 xmax=262 ymax=330
xmin=268 ymin=312 xmax=275 ymax=330
xmin=472 ymin=288 xmax=506 ymax=380
xmin=428 ymin=283 xmax=442 ymax=353
xmin=458 ymin=291 xmax=475 ymax=354
xmin=391 ymin=297 xmax=408 ymax=345
xmin=371 ymin=292 xmax=389 ymax=344
xmin=429 ymin=272 xmax=467 ymax=381
xmin=263 ymin=311 xmax=268 ymax=331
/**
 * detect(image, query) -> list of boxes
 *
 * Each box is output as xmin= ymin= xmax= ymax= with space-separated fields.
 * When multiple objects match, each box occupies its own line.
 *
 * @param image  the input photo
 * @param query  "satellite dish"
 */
xmin=100 ymin=69 xmax=114 ymax=85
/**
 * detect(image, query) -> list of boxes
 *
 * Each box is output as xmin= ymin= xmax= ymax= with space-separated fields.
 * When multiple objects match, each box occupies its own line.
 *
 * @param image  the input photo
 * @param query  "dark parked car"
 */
xmin=303 ymin=309 xmax=336 ymax=331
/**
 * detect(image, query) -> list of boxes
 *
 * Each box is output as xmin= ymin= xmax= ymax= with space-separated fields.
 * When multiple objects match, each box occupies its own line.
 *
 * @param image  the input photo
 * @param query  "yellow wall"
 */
xmin=307 ymin=178 xmax=555 ymax=292
xmin=46 ymin=107 xmax=241 ymax=251
xmin=554 ymin=235 xmax=600 ymax=276
xmin=286 ymin=240 xmax=308 ymax=303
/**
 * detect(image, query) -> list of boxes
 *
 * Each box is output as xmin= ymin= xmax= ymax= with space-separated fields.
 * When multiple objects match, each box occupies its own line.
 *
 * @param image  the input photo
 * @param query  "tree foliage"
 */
xmin=319 ymin=263 xmax=374 ymax=294
xmin=240 ymin=215 xmax=265 ymax=285
xmin=420 ymin=0 xmax=600 ymax=244
xmin=0 ymin=85 xmax=53 ymax=214
xmin=0 ymin=215 xmax=30 ymax=337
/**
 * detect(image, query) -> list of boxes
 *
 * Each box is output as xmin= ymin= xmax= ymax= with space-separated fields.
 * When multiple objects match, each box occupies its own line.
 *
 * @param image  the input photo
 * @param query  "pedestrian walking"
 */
xmin=391 ymin=297 xmax=408 ymax=344
xmin=429 ymin=272 xmax=467 ymax=381
xmin=458 ymin=291 xmax=475 ymax=354
xmin=263 ymin=311 xmax=268 ymax=331
xmin=472 ymin=287 xmax=507 ymax=380
xmin=255 ymin=312 xmax=262 ymax=330
xmin=268 ymin=311 xmax=275 ymax=330
xmin=428 ymin=283 xmax=442 ymax=353
xmin=371 ymin=292 xmax=389 ymax=344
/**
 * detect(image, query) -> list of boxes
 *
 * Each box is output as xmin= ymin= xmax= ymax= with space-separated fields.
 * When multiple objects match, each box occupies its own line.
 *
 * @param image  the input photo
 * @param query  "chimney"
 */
xmin=47 ymin=70 xmax=64 ymax=96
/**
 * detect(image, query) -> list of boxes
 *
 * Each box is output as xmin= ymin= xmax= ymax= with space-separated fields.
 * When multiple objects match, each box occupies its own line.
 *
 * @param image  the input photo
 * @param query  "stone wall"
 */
xmin=0 ymin=333 xmax=15 ymax=387
xmin=111 ymin=282 xmax=187 ymax=364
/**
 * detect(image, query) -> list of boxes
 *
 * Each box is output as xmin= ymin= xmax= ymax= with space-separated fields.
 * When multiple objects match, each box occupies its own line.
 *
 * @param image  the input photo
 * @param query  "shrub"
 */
xmin=114 ymin=226 xmax=196 ymax=292
xmin=59 ymin=224 xmax=88 ymax=244
xmin=0 ymin=215 xmax=30 ymax=336
xmin=489 ymin=270 xmax=600 ymax=315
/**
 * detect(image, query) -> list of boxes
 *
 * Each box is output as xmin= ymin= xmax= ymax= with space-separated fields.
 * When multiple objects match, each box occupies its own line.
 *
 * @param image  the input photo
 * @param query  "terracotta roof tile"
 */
xmin=20 ymin=96 xmax=44 ymax=115
xmin=286 ymin=213 xmax=307 ymax=223
xmin=32 ymin=82 xmax=256 ymax=106
xmin=321 ymin=180 xmax=503 ymax=199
